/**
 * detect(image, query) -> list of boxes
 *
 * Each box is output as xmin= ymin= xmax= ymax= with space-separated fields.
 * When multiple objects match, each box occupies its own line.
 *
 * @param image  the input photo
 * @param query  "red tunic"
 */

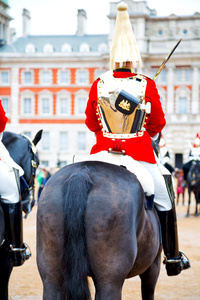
xmin=85 ymin=69 xmax=166 ymax=164
xmin=0 ymin=100 xmax=7 ymax=133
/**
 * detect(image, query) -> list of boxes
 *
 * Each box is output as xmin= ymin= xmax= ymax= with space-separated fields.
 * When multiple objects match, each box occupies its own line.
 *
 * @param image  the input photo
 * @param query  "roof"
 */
xmin=0 ymin=34 xmax=109 ymax=53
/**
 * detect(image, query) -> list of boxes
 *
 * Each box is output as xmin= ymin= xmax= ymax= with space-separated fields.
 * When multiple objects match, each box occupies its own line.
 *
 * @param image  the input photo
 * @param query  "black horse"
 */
xmin=0 ymin=130 xmax=42 ymax=300
xmin=37 ymin=161 xmax=162 ymax=300
xmin=184 ymin=160 xmax=200 ymax=217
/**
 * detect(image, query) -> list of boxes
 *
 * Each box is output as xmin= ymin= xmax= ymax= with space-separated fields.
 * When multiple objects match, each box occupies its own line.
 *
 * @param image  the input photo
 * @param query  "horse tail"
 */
xmin=63 ymin=167 xmax=93 ymax=300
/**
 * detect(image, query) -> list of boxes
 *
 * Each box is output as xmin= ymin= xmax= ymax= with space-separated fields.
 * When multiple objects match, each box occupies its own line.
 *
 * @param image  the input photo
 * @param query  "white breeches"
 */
xmin=0 ymin=138 xmax=23 ymax=204
xmin=78 ymin=151 xmax=172 ymax=212
xmin=0 ymin=160 xmax=19 ymax=203
xmin=138 ymin=160 xmax=172 ymax=211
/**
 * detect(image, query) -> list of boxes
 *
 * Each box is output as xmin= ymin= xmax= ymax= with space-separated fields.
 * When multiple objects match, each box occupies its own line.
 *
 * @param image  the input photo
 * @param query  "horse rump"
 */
xmin=63 ymin=166 xmax=93 ymax=300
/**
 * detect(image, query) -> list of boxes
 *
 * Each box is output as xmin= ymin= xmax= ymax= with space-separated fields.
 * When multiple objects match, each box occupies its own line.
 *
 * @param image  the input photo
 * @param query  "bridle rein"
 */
xmin=21 ymin=134 xmax=38 ymax=217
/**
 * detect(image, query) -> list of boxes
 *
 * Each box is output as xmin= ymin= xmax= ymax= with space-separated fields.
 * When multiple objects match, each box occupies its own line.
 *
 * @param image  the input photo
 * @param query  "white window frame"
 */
xmin=78 ymin=132 xmax=86 ymax=151
xmin=175 ymin=86 xmax=191 ymax=114
xmin=39 ymin=70 xmax=52 ymax=86
xmin=1 ymin=96 xmax=10 ymax=115
xmin=41 ymin=131 xmax=50 ymax=151
xmin=74 ymin=90 xmax=88 ymax=116
xmin=22 ymin=69 xmax=34 ymax=85
xmin=38 ymin=90 xmax=53 ymax=116
xmin=76 ymin=69 xmax=89 ymax=85
xmin=56 ymin=90 xmax=71 ymax=116
xmin=20 ymin=90 xmax=35 ymax=116
xmin=98 ymin=43 xmax=108 ymax=54
xmin=59 ymin=132 xmax=68 ymax=151
xmin=61 ymin=43 xmax=72 ymax=53
xmin=25 ymin=43 xmax=36 ymax=53
xmin=176 ymin=67 xmax=191 ymax=84
xmin=0 ymin=70 xmax=10 ymax=85
xmin=57 ymin=69 xmax=70 ymax=85
xmin=79 ymin=43 xmax=90 ymax=52
xmin=43 ymin=44 xmax=54 ymax=53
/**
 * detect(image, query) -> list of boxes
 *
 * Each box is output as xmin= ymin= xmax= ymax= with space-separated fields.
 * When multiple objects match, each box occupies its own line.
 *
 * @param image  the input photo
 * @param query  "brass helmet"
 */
xmin=110 ymin=1 xmax=142 ymax=70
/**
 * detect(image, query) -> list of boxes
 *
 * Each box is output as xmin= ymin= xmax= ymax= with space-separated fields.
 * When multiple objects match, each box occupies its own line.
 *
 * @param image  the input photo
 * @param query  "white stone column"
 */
xmin=10 ymin=67 xmax=20 ymax=124
xmin=191 ymin=66 xmax=199 ymax=114
xmin=166 ymin=65 xmax=175 ymax=114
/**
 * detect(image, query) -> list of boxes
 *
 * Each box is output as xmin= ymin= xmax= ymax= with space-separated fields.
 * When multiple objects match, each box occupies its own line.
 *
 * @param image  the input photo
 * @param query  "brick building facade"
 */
xmin=0 ymin=0 xmax=200 ymax=168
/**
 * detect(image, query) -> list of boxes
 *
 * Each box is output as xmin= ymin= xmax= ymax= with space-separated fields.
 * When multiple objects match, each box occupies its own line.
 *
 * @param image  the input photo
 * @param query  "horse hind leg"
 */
xmin=194 ymin=200 xmax=198 ymax=217
xmin=93 ymin=278 xmax=124 ymax=300
xmin=139 ymin=254 xmax=161 ymax=300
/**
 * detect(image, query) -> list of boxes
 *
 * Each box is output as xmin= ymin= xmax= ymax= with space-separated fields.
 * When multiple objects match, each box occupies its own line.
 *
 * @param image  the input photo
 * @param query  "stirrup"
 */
xmin=9 ymin=243 xmax=32 ymax=267
xmin=163 ymin=251 xmax=191 ymax=276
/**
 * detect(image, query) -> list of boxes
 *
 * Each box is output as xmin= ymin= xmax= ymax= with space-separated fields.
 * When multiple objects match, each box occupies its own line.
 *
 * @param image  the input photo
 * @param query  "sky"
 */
xmin=8 ymin=0 xmax=200 ymax=37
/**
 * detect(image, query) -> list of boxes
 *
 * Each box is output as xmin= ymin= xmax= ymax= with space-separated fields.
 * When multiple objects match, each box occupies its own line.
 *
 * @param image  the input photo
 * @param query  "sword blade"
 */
xmin=153 ymin=38 xmax=182 ymax=81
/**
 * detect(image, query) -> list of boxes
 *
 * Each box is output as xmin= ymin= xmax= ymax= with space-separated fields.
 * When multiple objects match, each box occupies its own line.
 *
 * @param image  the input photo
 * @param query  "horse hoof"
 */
xmin=185 ymin=213 xmax=189 ymax=218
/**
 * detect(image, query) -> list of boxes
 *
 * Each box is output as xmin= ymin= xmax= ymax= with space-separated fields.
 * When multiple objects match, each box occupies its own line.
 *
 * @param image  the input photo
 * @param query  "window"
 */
xmin=1 ymin=97 xmax=9 ymax=114
xmin=79 ymin=43 xmax=90 ymax=52
xmin=43 ymin=44 xmax=54 ymax=53
xmin=25 ymin=44 xmax=36 ymax=53
xmin=41 ymin=132 xmax=50 ymax=150
xmin=60 ymin=132 xmax=68 ymax=151
xmin=59 ymin=161 xmax=67 ymax=167
xmin=23 ymin=71 xmax=33 ymax=85
xmin=61 ymin=43 xmax=72 ymax=53
xmin=175 ymin=86 xmax=190 ymax=114
xmin=40 ymin=70 xmax=52 ymax=85
xmin=0 ymin=71 xmax=9 ymax=85
xmin=58 ymin=98 xmax=68 ymax=115
xmin=23 ymin=98 xmax=32 ymax=114
xmin=59 ymin=70 xmax=70 ymax=85
xmin=98 ymin=43 xmax=108 ymax=53
xmin=185 ymin=69 xmax=191 ymax=82
xmin=40 ymin=160 xmax=49 ymax=167
xmin=41 ymin=98 xmax=50 ymax=114
xmin=76 ymin=69 xmax=88 ymax=85
xmin=77 ymin=97 xmax=87 ymax=115
xmin=177 ymin=97 xmax=188 ymax=114
xmin=78 ymin=132 xmax=86 ymax=151
xmin=176 ymin=68 xmax=191 ymax=83
xmin=160 ymin=69 xmax=167 ymax=83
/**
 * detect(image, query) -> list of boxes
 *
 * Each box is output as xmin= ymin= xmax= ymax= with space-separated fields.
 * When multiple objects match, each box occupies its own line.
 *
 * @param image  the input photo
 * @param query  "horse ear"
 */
xmin=32 ymin=130 xmax=43 ymax=146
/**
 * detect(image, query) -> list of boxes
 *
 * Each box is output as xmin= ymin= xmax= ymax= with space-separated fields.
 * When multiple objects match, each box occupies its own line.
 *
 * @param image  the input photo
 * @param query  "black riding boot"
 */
xmin=157 ymin=174 xmax=190 ymax=275
xmin=1 ymin=201 xmax=31 ymax=266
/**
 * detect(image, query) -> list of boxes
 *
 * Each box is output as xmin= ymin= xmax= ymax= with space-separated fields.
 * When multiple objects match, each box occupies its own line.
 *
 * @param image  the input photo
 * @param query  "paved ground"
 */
xmin=8 ymin=193 xmax=200 ymax=300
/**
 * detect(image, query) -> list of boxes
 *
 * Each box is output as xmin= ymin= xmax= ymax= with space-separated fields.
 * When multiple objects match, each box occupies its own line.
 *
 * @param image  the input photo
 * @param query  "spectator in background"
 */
xmin=37 ymin=167 xmax=51 ymax=201
xmin=175 ymin=169 xmax=185 ymax=205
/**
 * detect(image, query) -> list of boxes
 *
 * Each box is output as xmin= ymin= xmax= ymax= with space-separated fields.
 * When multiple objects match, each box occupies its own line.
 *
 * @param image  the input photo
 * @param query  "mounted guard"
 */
xmin=85 ymin=1 xmax=190 ymax=276
xmin=0 ymin=100 xmax=31 ymax=266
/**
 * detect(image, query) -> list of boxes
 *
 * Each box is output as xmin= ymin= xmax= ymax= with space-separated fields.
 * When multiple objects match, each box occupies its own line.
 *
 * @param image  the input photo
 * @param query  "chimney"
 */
xmin=22 ymin=9 xmax=31 ymax=38
xmin=76 ymin=9 xmax=87 ymax=36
